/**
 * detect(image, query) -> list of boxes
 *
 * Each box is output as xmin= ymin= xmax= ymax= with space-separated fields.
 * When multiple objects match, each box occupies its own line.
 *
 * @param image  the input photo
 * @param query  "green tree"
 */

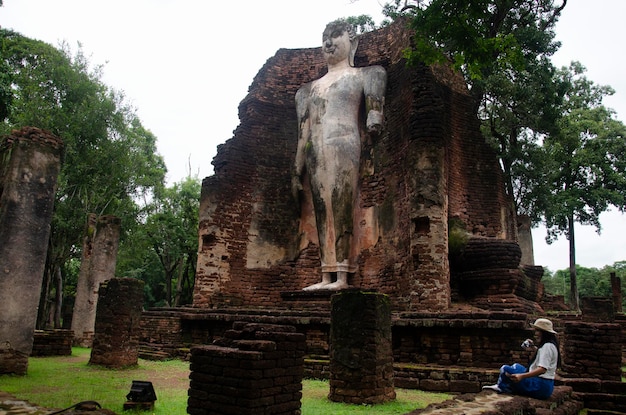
xmin=384 ymin=0 xmax=566 ymax=110
xmin=534 ymin=63 xmax=626 ymax=310
xmin=381 ymin=1 xmax=568 ymax=209
xmin=1 ymin=29 xmax=167 ymax=326
xmin=117 ymin=176 xmax=200 ymax=307
xmin=544 ymin=262 xmax=625 ymax=309
xmin=345 ymin=15 xmax=378 ymax=34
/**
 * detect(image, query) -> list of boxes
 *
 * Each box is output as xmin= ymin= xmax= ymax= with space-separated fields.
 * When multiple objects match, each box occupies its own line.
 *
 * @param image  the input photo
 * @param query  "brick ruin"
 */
xmin=134 ymin=19 xmax=624 ymax=414
xmin=193 ymin=19 xmax=521 ymax=312
xmin=328 ymin=291 xmax=395 ymax=404
xmin=31 ymin=330 xmax=73 ymax=357
xmin=0 ymin=127 xmax=63 ymax=375
xmin=89 ymin=277 xmax=144 ymax=368
xmin=187 ymin=322 xmax=306 ymax=415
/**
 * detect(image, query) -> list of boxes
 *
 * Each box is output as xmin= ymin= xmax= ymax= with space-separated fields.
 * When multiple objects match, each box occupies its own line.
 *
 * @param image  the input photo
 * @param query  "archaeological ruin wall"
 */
xmin=193 ymin=19 xmax=515 ymax=312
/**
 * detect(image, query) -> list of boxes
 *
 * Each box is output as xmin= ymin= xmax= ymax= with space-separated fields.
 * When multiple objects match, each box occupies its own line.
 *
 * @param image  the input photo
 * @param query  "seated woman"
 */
xmin=482 ymin=318 xmax=560 ymax=400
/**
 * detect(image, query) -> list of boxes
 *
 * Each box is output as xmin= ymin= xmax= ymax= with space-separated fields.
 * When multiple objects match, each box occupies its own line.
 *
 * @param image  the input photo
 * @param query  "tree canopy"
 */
xmin=543 ymin=261 xmax=626 ymax=310
xmin=1 ymin=29 xmax=167 ymax=326
xmin=384 ymin=0 xmax=566 ymax=108
xmin=117 ymin=176 xmax=201 ymax=307
xmin=531 ymin=63 xmax=626 ymax=309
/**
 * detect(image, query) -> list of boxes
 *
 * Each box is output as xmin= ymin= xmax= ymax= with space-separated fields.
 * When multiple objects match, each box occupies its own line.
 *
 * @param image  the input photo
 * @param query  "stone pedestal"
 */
xmin=0 ymin=127 xmax=63 ymax=374
xmin=32 ymin=329 xmax=73 ymax=356
xmin=89 ymin=278 xmax=144 ymax=368
xmin=329 ymin=291 xmax=395 ymax=404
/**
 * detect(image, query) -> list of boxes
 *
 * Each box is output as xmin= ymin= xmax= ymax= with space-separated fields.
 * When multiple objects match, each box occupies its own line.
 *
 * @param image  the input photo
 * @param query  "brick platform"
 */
xmin=31 ymin=329 xmax=73 ymax=357
xmin=407 ymin=386 xmax=583 ymax=415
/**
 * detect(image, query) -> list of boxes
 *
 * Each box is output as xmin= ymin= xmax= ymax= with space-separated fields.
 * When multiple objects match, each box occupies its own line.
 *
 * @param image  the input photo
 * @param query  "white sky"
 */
xmin=1 ymin=0 xmax=624 ymax=272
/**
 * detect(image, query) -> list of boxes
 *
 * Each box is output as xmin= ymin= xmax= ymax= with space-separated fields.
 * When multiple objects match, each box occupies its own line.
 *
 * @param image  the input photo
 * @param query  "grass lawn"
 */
xmin=0 ymin=348 xmax=450 ymax=414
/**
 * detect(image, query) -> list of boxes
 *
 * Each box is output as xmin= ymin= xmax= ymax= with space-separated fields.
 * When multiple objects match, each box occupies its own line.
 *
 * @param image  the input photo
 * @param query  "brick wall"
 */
xmin=561 ymin=321 xmax=622 ymax=381
xmin=140 ymin=308 xmax=532 ymax=370
xmin=193 ymin=18 xmax=514 ymax=312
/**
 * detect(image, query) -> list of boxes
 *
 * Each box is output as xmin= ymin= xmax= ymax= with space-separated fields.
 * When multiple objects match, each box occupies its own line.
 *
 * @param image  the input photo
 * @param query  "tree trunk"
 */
xmin=568 ymin=214 xmax=580 ymax=311
xmin=165 ymin=262 xmax=176 ymax=307
xmin=53 ymin=265 xmax=63 ymax=328
xmin=174 ymin=257 xmax=184 ymax=307
xmin=37 ymin=263 xmax=52 ymax=329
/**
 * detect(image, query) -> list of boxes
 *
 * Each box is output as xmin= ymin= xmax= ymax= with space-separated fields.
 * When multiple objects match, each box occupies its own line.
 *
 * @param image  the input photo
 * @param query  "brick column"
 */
xmin=89 ymin=278 xmax=144 ymax=368
xmin=187 ymin=322 xmax=306 ymax=415
xmin=611 ymin=272 xmax=622 ymax=313
xmin=329 ymin=291 xmax=395 ymax=404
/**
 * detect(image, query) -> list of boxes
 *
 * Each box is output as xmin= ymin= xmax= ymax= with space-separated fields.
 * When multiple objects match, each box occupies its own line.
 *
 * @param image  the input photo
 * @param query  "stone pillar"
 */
xmin=517 ymin=214 xmax=535 ymax=265
xmin=329 ymin=291 xmax=395 ymax=404
xmin=187 ymin=322 xmax=306 ymax=415
xmin=71 ymin=214 xmax=121 ymax=347
xmin=0 ymin=127 xmax=63 ymax=375
xmin=89 ymin=278 xmax=144 ymax=367
xmin=611 ymin=272 xmax=622 ymax=313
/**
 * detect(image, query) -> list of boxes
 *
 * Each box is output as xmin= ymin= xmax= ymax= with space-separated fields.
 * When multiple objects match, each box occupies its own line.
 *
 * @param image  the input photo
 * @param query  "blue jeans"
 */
xmin=498 ymin=363 xmax=554 ymax=400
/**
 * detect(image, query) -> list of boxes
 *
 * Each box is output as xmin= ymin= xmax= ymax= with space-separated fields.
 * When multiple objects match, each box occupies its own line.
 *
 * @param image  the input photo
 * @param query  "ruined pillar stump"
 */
xmin=329 ymin=291 xmax=395 ymax=404
xmin=610 ymin=272 xmax=622 ymax=313
xmin=71 ymin=214 xmax=121 ymax=347
xmin=0 ymin=127 xmax=63 ymax=374
xmin=89 ymin=278 xmax=144 ymax=368
xmin=561 ymin=321 xmax=622 ymax=381
xmin=187 ymin=322 xmax=306 ymax=415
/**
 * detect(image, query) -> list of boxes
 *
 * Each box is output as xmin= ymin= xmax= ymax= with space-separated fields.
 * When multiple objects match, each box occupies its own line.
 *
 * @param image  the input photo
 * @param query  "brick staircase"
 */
xmin=560 ymin=378 xmax=626 ymax=414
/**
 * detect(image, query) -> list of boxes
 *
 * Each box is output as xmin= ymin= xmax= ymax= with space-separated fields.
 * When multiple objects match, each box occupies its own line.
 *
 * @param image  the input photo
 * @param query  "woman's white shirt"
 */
xmin=530 ymin=342 xmax=558 ymax=379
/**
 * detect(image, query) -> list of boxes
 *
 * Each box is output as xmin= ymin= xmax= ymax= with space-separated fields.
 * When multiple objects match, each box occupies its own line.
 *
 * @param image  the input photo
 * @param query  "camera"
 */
xmin=521 ymin=339 xmax=534 ymax=349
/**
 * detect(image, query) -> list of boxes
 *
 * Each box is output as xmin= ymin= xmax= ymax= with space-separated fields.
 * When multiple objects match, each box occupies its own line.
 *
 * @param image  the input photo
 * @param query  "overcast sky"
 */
xmin=1 ymin=0 xmax=624 ymax=272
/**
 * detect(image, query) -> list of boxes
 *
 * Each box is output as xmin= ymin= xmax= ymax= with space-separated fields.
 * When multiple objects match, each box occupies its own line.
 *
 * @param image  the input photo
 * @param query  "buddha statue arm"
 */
xmin=364 ymin=66 xmax=387 ymax=134
xmin=292 ymin=85 xmax=311 ymax=203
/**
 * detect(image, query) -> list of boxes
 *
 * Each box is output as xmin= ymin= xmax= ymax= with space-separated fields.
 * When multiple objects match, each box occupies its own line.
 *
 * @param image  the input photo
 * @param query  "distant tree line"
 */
xmin=542 ymin=261 xmax=626 ymax=309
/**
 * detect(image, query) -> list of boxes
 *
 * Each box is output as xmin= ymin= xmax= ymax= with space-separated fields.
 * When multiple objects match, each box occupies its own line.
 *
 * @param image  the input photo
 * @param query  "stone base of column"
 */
xmin=0 ymin=348 xmax=29 ymax=375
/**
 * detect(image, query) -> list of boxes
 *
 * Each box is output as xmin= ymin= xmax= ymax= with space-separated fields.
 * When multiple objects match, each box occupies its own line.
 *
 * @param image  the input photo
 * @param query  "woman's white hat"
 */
xmin=531 ymin=318 xmax=557 ymax=334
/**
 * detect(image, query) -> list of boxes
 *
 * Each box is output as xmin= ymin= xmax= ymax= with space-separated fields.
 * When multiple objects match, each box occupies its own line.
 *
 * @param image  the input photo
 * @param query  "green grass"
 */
xmin=1 ymin=348 xmax=450 ymax=414
xmin=1 ymin=348 xmax=188 ymax=414
xmin=302 ymin=379 xmax=450 ymax=415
